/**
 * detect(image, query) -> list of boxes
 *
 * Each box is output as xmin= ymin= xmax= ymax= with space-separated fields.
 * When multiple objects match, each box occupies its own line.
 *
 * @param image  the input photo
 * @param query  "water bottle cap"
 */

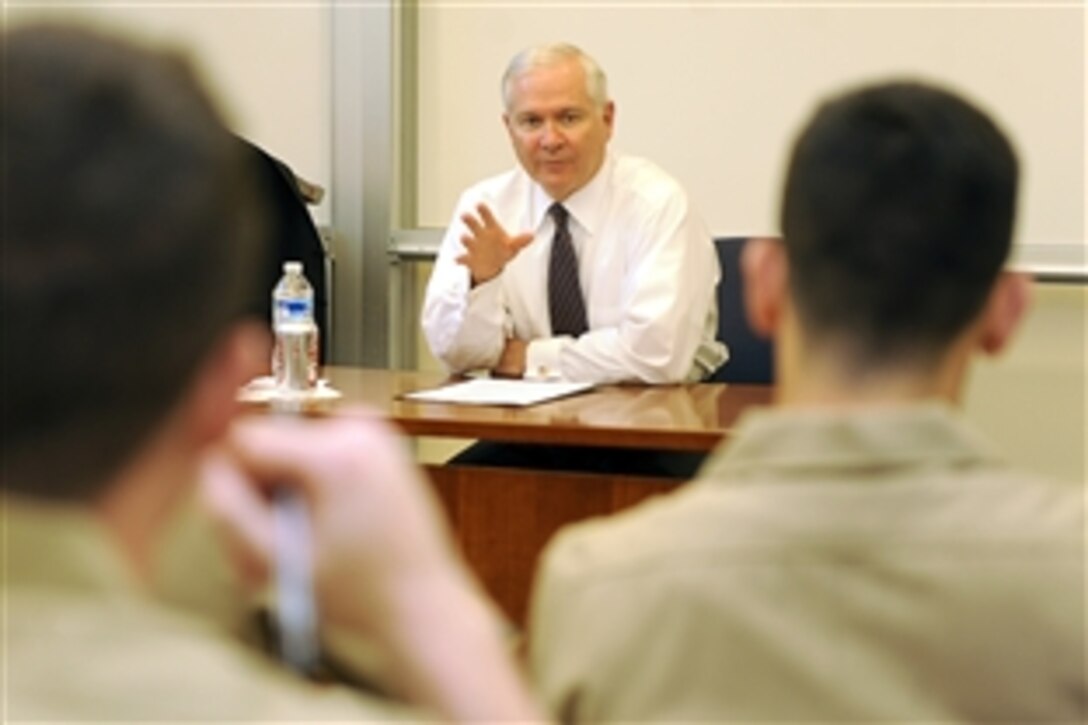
xmin=284 ymin=261 xmax=303 ymax=274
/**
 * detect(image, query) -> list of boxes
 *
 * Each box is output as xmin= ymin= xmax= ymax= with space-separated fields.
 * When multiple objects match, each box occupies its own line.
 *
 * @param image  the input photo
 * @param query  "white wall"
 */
xmin=416 ymin=2 xmax=1085 ymax=268
xmin=7 ymin=1 xmax=333 ymax=224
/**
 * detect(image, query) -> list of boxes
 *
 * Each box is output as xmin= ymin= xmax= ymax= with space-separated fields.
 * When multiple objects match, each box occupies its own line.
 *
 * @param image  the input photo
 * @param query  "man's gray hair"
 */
xmin=501 ymin=43 xmax=609 ymax=111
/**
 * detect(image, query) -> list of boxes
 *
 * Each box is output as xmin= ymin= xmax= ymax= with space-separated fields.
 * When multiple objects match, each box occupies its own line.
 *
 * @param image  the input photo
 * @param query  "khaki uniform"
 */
xmin=3 ymin=497 xmax=426 ymax=722
xmin=529 ymin=404 xmax=1086 ymax=722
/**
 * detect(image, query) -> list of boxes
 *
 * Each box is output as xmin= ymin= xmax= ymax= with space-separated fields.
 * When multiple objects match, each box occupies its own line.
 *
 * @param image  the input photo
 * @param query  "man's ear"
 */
xmin=602 ymin=100 xmax=616 ymax=137
xmin=977 ymin=271 xmax=1032 ymax=356
xmin=185 ymin=322 xmax=271 ymax=448
xmin=741 ymin=236 xmax=789 ymax=339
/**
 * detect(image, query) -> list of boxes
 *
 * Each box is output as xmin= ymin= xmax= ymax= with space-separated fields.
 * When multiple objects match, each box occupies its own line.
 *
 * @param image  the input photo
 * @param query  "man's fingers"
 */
xmin=460 ymin=211 xmax=484 ymax=237
xmin=456 ymin=204 xmax=532 ymax=282
xmin=226 ymin=408 xmax=391 ymax=500
xmin=476 ymin=203 xmax=502 ymax=231
xmin=226 ymin=418 xmax=313 ymax=489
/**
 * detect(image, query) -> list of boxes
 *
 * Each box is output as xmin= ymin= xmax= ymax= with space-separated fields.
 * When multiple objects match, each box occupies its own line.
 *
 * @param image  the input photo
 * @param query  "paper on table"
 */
xmin=402 ymin=378 xmax=594 ymax=407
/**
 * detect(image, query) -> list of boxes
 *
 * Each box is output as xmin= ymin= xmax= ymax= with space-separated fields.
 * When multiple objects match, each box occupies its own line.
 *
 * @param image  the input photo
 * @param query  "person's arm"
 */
xmin=525 ymin=192 xmax=720 ymax=384
xmin=421 ymin=195 xmax=533 ymax=375
xmin=203 ymin=411 xmax=544 ymax=723
xmin=493 ymin=338 xmax=529 ymax=378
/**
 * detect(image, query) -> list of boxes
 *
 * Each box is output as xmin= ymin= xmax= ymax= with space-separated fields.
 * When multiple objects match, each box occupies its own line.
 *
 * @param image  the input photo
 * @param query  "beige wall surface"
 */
xmin=6 ymin=1 xmax=333 ymax=224
xmin=416 ymin=2 xmax=1085 ymax=258
xmin=964 ymin=284 xmax=1086 ymax=485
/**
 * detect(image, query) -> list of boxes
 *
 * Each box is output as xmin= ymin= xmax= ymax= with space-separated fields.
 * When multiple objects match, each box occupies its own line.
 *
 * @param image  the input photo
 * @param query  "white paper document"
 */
xmin=402 ymin=378 xmax=594 ymax=407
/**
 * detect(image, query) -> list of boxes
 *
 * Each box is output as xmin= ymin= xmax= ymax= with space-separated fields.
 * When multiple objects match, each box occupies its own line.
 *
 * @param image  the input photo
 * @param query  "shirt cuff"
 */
xmin=467 ymin=274 xmax=502 ymax=305
xmin=525 ymin=337 xmax=569 ymax=380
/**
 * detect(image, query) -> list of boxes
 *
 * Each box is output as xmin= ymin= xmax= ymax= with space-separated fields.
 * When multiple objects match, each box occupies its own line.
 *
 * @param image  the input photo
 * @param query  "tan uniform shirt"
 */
xmin=529 ymin=404 xmax=1086 ymax=722
xmin=3 ymin=497 xmax=426 ymax=722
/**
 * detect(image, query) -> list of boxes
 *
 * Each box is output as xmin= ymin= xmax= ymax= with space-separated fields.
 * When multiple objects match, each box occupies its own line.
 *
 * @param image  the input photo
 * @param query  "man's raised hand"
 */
xmin=455 ymin=203 xmax=534 ymax=285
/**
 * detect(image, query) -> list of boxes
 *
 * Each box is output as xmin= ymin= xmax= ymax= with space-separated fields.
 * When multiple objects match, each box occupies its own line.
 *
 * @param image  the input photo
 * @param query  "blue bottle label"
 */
xmin=277 ymin=299 xmax=312 ymax=319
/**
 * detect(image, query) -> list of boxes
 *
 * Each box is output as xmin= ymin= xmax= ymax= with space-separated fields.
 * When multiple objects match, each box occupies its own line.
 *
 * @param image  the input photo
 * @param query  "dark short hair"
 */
xmin=1 ymin=24 xmax=266 ymax=500
xmin=780 ymin=81 xmax=1019 ymax=368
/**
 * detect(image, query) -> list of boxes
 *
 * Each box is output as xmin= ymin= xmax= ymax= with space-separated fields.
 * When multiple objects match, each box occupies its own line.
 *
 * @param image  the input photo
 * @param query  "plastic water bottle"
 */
xmin=272 ymin=261 xmax=319 ymax=390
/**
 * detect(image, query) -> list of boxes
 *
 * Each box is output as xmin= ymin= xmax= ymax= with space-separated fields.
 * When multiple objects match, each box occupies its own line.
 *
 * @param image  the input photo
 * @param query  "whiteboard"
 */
xmin=415 ymin=2 xmax=1085 ymax=267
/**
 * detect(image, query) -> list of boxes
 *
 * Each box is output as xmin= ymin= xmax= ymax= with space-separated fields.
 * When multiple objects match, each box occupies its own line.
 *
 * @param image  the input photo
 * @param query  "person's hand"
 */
xmin=491 ymin=338 xmax=528 ymax=378
xmin=455 ymin=203 xmax=533 ymax=285
xmin=201 ymin=410 xmax=463 ymax=632
xmin=200 ymin=410 xmax=544 ymax=721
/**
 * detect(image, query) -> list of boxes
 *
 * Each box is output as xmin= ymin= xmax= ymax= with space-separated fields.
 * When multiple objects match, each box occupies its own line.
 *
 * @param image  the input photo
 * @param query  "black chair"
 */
xmin=707 ymin=237 xmax=775 ymax=384
xmin=238 ymin=138 xmax=330 ymax=362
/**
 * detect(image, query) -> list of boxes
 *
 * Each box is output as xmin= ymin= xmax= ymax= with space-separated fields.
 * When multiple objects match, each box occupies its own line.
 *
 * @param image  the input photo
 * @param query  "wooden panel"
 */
xmin=263 ymin=368 xmax=772 ymax=628
xmin=425 ymin=464 xmax=678 ymax=627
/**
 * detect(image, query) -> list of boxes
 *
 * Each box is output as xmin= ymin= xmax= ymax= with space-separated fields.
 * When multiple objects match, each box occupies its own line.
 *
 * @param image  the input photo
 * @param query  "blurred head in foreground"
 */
xmin=1 ymin=23 xmax=269 ymax=504
xmin=744 ymin=80 xmax=1028 ymax=401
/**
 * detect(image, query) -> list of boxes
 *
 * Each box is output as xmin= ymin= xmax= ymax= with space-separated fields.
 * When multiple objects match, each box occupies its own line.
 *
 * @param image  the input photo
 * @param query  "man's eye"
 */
xmin=519 ymin=117 xmax=542 ymax=130
xmin=561 ymin=112 xmax=582 ymax=126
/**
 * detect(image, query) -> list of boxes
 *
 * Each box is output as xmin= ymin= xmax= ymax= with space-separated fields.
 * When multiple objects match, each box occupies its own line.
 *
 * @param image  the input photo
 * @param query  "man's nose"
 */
xmin=540 ymin=121 xmax=565 ymax=150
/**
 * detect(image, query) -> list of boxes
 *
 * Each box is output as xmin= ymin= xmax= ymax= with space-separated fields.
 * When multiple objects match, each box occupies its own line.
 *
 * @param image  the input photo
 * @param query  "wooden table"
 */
xmin=322 ymin=367 xmax=774 ymax=625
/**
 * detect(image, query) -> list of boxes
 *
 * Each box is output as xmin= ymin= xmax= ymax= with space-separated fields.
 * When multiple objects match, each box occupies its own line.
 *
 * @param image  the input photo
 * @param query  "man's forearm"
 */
xmin=492 ymin=338 xmax=529 ymax=378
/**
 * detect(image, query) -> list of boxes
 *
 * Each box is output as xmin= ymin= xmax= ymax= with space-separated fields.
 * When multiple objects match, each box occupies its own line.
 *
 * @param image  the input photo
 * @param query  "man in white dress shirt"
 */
xmin=421 ymin=43 xmax=726 ymax=384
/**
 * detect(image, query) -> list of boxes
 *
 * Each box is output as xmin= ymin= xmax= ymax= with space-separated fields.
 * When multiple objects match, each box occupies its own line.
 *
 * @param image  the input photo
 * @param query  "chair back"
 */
xmin=708 ymin=236 xmax=775 ymax=384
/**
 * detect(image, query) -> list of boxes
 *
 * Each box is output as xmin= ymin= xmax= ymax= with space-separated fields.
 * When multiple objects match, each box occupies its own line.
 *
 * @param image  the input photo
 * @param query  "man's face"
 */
xmin=503 ymin=59 xmax=614 ymax=202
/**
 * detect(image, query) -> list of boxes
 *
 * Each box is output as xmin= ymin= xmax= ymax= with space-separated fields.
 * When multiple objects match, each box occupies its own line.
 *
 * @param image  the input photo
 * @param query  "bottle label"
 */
xmin=276 ymin=298 xmax=312 ymax=316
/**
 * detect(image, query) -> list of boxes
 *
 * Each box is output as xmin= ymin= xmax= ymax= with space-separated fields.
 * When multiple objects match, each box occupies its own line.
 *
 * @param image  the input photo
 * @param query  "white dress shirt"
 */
xmin=421 ymin=154 xmax=727 ymax=383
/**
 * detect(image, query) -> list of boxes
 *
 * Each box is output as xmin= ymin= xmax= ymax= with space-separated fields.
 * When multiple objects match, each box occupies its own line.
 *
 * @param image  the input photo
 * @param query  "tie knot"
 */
xmin=549 ymin=203 xmax=569 ymax=226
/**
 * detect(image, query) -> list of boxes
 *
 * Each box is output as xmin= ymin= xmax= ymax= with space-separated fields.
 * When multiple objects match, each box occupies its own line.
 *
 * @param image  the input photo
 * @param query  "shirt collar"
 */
xmin=3 ymin=494 xmax=141 ymax=595
xmin=528 ymin=152 xmax=613 ymax=236
xmin=701 ymin=402 xmax=1003 ymax=484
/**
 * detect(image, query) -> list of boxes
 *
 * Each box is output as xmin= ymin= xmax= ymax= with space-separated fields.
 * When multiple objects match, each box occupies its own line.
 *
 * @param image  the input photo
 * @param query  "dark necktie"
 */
xmin=547 ymin=203 xmax=588 ymax=337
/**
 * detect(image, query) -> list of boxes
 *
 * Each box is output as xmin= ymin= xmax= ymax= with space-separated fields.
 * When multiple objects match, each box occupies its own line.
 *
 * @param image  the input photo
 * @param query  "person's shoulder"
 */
xmin=458 ymin=165 xmax=530 ymax=206
xmin=964 ymin=467 xmax=1086 ymax=539
xmin=7 ymin=585 xmax=420 ymax=722
xmin=606 ymin=155 xmax=698 ymax=229
xmin=611 ymin=154 xmax=690 ymax=201
xmin=934 ymin=410 xmax=1085 ymax=539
